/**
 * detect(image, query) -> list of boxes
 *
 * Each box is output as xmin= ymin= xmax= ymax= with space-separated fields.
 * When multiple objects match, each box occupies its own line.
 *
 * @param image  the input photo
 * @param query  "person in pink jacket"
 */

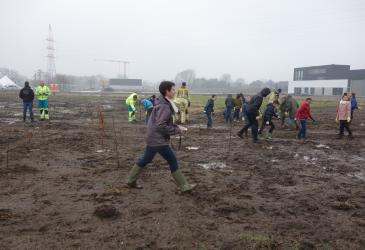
xmin=336 ymin=94 xmax=353 ymax=139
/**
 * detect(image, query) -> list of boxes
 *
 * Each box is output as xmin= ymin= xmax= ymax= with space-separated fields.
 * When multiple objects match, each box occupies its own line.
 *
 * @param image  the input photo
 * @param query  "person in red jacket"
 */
xmin=296 ymin=98 xmax=315 ymax=140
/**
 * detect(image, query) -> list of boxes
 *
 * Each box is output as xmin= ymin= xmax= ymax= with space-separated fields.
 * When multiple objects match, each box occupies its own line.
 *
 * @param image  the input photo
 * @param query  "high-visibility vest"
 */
xmin=125 ymin=93 xmax=137 ymax=111
xmin=35 ymin=85 xmax=51 ymax=100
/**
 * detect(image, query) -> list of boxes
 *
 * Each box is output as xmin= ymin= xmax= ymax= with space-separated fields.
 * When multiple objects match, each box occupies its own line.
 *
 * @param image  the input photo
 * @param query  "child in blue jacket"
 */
xmin=204 ymin=95 xmax=216 ymax=128
xmin=141 ymin=99 xmax=154 ymax=124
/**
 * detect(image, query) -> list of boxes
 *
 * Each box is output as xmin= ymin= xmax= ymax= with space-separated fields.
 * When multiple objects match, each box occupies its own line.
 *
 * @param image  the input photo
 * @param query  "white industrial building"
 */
xmin=288 ymin=79 xmax=348 ymax=96
xmin=288 ymin=64 xmax=365 ymax=96
xmin=108 ymin=78 xmax=143 ymax=91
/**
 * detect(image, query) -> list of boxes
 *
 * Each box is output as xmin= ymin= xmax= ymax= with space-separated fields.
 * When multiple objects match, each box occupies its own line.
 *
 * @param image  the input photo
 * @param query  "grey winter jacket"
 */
xmin=146 ymin=95 xmax=181 ymax=146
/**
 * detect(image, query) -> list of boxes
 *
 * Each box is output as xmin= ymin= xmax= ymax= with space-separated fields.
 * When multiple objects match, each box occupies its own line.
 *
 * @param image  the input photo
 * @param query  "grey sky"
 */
xmin=1 ymin=0 xmax=365 ymax=82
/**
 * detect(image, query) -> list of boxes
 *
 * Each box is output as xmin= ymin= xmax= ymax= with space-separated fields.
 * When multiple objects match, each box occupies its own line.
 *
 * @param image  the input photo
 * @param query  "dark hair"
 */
xmin=159 ymin=81 xmax=175 ymax=96
xmin=151 ymin=94 xmax=156 ymax=99
xmin=212 ymin=94 xmax=216 ymax=98
xmin=133 ymin=94 xmax=137 ymax=99
xmin=352 ymin=93 xmax=356 ymax=96
xmin=24 ymin=81 xmax=29 ymax=87
xmin=306 ymin=97 xmax=312 ymax=101
xmin=182 ymin=82 xmax=186 ymax=86
xmin=277 ymin=89 xmax=282 ymax=93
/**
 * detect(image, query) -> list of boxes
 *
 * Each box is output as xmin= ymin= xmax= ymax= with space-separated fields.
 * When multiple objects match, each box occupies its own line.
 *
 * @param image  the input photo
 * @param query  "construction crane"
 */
xmin=94 ymin=59 xmax=130 ymax=79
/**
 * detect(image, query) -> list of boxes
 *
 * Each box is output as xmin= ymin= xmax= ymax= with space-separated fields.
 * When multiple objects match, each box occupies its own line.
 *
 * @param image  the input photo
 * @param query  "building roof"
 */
xmin=349 ymin=69 xmax=365 ymax=80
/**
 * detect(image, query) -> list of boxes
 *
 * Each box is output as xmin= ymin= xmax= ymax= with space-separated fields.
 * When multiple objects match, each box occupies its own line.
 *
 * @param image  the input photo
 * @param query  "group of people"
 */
xmin=203 ymin=89 xmax=360 ymax=143
xmin=18 ymin=81 xmax=51 ymax=122
xmin=125 ymin=82 xmax=191 ymax=125
xmin=16 ymin=80 xmax=361 ymax=194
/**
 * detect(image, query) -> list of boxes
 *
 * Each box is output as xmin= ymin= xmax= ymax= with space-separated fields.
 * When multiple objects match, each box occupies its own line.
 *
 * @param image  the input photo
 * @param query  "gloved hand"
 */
xmin=178 ymin=125 xmax=188 ymax=133
xmin=358 ymin=106 xmax=362 ymax=110
xmin=256 ymin=114 xmax=262 ymax=120
xmin=284 ymin=112 xmax=289 ymax=116
xmin=335 ymin=117 xmax=339 ymax=124
xmin=266 ymin=121 xmax=270 ymax=125
xmin=347 ymin=117 xmax=351 ymax=123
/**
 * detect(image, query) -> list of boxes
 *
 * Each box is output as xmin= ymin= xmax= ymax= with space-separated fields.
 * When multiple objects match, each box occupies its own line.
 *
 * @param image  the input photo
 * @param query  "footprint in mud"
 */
xmin=0 ymin=209 xmax=13 ymax=221
xmin=93 ymin=205 xmax=119 ymax=218
xmin=214 ymin=202 xmax=256 ymax=217
xmin=277 ymin=175 xmax=297 ymax=187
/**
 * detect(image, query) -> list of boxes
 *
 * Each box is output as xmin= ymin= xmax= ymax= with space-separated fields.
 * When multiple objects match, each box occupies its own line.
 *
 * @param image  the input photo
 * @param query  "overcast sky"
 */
xmin=1 ymin=0 xmax=365 ymax=82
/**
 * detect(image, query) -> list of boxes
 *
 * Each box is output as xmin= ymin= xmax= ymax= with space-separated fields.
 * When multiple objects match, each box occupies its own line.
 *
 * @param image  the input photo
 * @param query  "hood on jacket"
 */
xmin=260 ymin=88 xmax=271 ymax=97
xmin=154 ymin=95 xmax=168 ymax=106
xmin=340 ymin=100 xmax=350 ymax=105
xmin=154 ymin=95 xmax=178 ymax=113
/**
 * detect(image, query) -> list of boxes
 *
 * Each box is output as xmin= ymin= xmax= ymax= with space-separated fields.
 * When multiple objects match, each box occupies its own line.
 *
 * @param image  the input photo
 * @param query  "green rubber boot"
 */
xmin=172 ymin=169 xmax=196 ymax=193
xmin=127 ymin=164 xmax=143 ymax=189
xmin=266 ymin=132 xmax=273 ymax=141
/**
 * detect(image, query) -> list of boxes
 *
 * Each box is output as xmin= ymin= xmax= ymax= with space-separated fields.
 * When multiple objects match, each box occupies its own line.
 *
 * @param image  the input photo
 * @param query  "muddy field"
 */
xmin=1 ymin=92 xmax=365 ymax=250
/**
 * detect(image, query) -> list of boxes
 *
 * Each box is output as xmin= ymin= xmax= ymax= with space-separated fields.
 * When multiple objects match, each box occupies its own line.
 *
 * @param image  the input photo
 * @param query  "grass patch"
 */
xmin=239 ymin=231 xmax=278 ymax=250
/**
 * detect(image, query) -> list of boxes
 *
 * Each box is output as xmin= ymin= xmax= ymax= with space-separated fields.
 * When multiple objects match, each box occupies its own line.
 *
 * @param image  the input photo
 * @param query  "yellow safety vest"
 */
xmin=35 ymin=85 xmax=51 ymax=100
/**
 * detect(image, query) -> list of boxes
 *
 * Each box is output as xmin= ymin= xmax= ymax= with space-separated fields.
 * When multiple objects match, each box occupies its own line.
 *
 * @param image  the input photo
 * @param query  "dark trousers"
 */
xmin=137 ymin=145 xmax=178 ymax=173
xmin=239 ymin=112 xmax=259 ymax=141
xmin=146 ymin=108 xmax=153 ymax=124
xmin=23 ymin=102 xmax=34 ymax=121
xmin=297 ymin=120 xmax=307 ymax=139
xmin=225 ymin=107 xmax=233 ymax=122
xmin=259 ymin=120 xmax=275 ymax=134
xmin=206 ymin=112 xmax=213 ymax=128
xmin=339 ymin=120 xmax=352 ymax=135
xmin=233 ymin=108 xmax=240 ymax=121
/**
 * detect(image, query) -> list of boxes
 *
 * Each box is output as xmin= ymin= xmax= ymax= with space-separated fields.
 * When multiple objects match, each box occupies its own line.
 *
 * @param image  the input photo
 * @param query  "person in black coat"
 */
xmin=258 ymin=102 xmax=278 ymax=140
xmin=19 ymin=81 xmax=35 ymax=122
xmin=204 ymin=95 xmax=216 ymax=128
xmin=237 ymin=87 xmax=271 ymax=142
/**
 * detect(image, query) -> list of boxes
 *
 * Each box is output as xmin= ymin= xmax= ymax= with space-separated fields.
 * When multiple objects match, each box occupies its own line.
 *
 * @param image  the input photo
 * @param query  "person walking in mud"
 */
xmin=258 ymin=102 xmax=279 ymax=141
xmin=237 ymin=88 xmax=271 ymax=143
xmin=19 ymin=81 xmax=35 ymax=122
xmin=204 ymin=94 xmax=216 ymax=128
xmin=336 ymin=94 xmax=353 ymax=139
xmin=296 ymin=98 xmax=315 ymax=140
xmin=126 ymin=81 xmax=196 ymax=193
xmin=350 ymin=93 xmax=361 ymax=123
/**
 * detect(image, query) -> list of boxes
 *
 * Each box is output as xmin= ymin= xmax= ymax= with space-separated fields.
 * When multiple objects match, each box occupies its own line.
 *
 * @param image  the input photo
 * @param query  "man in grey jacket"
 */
xmin=126 ymin=81 xmax=196 ymax=193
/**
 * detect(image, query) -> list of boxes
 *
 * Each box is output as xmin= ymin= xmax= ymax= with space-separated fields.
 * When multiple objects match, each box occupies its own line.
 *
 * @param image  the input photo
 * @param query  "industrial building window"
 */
xmin=304 ymin=87 xmax=309 ymax=94
xmin=310 ymin=88 xmax=315 ymax=95
xmin=294 ymin=70 xmax=303 ymax=80
xmin=294 ymin=87 xmax=302 ymax=95
xmin=332 ymin=88 xmax=343 ymax=96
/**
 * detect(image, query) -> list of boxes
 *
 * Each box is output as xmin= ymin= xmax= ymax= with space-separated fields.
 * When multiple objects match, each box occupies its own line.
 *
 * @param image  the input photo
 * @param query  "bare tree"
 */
xmin=175 ymin=69 xmax=196 ymax=84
